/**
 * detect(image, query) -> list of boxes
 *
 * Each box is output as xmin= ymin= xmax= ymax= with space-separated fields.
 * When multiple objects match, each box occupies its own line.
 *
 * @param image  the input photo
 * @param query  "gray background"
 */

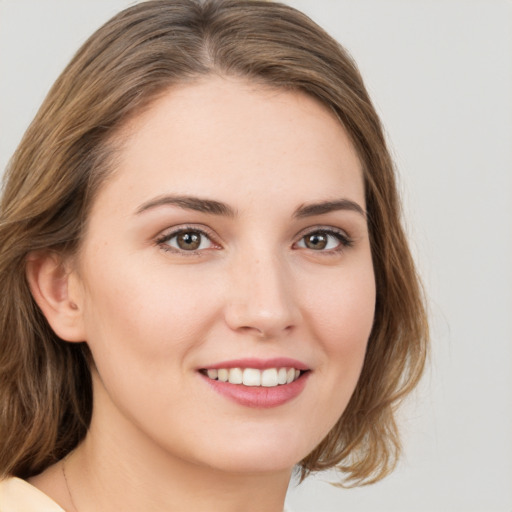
xmin=1 ymin=1 xmax=511 ymax=510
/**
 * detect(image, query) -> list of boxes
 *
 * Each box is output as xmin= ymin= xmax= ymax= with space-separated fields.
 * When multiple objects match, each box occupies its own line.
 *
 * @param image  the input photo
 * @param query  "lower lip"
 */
xmin=200 ymin=372 xmax=310 ymax=408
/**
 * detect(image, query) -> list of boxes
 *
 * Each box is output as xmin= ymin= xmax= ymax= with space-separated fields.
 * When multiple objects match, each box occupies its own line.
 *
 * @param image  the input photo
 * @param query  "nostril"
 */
xmin=237 ymin=323 xmax=295 ymax=339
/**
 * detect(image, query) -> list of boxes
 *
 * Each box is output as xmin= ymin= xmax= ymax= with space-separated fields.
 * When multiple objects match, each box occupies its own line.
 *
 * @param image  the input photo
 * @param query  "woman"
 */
xmin=0 ymin=1 xmax=428 ymax=510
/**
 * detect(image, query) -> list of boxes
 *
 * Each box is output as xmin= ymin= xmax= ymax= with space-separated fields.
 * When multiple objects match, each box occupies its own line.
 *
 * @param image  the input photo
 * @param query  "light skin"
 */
xmin=27 ymin=76 xmax=376 ymax=512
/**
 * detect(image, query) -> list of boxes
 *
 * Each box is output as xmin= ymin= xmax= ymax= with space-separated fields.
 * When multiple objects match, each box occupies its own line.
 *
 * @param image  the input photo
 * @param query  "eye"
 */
xmin=158 ymin=228 xmax=215 ymax=253
xmin=295 ymin=229 xmax=352 ymax=252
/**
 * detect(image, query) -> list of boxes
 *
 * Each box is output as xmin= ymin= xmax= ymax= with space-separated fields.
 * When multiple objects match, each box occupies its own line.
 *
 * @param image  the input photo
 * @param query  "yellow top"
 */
xmin=0 ymin=477 xmax=65 ymax=512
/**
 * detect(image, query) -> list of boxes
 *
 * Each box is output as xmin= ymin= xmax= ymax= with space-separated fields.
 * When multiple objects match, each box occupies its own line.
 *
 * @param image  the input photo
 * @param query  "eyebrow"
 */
xmin=293 ymin=199 xmax=366 ymax=219
xmin=135 ymin=195 xmax=236 ymax=217
xmin=135 ymin=194 xmax=365 ymax=220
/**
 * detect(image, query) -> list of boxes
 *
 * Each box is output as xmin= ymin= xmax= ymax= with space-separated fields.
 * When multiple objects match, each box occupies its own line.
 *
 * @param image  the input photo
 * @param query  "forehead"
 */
xmin=93 ymin=76 xmax=364 ymax=217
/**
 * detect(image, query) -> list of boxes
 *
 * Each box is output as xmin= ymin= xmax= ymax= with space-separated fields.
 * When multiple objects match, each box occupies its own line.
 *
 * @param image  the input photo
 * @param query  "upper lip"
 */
xmin=200 ymin=357 xmax=310 ymax=371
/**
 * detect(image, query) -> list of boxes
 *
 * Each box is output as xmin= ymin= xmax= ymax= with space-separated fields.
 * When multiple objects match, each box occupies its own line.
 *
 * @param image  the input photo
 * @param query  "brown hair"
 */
xmin=0 ymin=0 xmax=428 ymax=486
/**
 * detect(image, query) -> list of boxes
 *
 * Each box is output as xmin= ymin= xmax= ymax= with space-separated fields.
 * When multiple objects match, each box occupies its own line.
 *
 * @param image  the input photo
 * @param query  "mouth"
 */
xmin=199 ymin=367 xmax=306 ymax=387
xmin=198 ymin=358 xmax=311 ymax=408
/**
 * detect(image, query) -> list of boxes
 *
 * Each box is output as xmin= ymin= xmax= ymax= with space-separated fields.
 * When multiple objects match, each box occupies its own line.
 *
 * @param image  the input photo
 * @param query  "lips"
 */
xmin=198 ymin=358 xmax=310 ymax=408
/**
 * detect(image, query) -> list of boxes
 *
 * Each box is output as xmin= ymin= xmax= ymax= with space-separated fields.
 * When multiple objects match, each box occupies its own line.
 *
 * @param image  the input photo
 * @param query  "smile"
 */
xmin=198 ymin=358 xmax=311 ymax=408
xmin=202 ymin=367 xmax=303 ymax=387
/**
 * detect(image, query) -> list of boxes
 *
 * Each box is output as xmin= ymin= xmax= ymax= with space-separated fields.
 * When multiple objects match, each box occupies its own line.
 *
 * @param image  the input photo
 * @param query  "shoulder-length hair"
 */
xmin=0 ymin=0 xmax=428 ymax=486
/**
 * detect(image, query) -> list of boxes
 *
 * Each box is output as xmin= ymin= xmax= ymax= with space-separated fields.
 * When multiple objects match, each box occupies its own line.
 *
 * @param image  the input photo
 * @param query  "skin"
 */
xmin=28 ymin=76 xmax=376 ymax=512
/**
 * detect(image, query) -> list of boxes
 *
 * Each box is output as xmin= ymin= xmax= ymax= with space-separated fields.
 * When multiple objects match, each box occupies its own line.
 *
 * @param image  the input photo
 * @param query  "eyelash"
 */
xmin=156 ymin=225 xmax=218 ymax=255
xmin=295 ymin=228 xmax=354 ymax=254
xmin=155 ymin=225 xmax=353 ymax=256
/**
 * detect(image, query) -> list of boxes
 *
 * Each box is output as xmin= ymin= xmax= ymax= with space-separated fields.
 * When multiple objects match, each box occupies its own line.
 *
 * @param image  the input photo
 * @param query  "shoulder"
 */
xmin=0 ymin=477 xmax=65 ymax=512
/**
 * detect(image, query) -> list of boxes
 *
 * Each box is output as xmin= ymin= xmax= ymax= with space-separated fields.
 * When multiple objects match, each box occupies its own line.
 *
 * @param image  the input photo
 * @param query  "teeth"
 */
xmin=205 ymin=367 xmax=303 ymax=387
xmin=261 ymin=368 xmax=278 ymax=387
xmin=228 ymin=367 xmax=243 ymax=384
xmin=243 ymin=368 xmax=261 ymax=386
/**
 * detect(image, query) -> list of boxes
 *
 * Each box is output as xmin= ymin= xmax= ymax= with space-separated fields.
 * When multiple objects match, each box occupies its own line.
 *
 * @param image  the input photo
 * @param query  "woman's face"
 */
xmin=70 ymin=77 xmax=375 ymax=474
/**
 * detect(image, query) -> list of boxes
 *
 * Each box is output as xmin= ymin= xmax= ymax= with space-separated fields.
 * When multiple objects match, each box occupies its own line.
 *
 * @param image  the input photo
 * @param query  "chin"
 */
xmin=205 ymin=453 xmax=299 ymax=475
xmin=189 ymin=429 xmax=318 ymax=475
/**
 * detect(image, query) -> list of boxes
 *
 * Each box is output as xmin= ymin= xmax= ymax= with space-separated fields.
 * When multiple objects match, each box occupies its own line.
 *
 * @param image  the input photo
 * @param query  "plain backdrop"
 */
xmin=1 ymin=1 xmax=511 ymax=511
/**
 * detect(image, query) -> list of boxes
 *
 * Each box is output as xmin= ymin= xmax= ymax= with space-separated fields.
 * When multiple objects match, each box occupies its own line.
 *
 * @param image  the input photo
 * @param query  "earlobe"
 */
xmin=26 ymin=251 xmax=86 ymax=342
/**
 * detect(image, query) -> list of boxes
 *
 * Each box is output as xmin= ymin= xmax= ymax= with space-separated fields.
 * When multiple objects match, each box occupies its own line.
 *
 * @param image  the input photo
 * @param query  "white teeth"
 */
xmin=205 ymin=367 xmax=303 ymax=387
xmin=228 ymin=367 xmax=243 ymax=384
xmin=261 ymin=368 xmax=278 ymax=387
xmin=243 ymin=368 xmax=261 ymax=386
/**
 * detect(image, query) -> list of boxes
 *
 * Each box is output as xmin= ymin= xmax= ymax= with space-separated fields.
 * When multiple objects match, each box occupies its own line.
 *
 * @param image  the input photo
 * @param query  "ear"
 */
xmin=26 ymin=251 xmax=86 ymax=342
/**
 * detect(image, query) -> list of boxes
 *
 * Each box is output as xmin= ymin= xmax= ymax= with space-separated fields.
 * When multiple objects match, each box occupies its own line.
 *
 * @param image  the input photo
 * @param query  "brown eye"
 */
xmin=176 ymin=231 xmax=201 ymax=250
xmin=304 ymin=233 xmax=328 ymax=250
xmin=161 ymin=229 xmax=213 ymax=252
xmin=296 ymin=229 xmax=350 ymax=252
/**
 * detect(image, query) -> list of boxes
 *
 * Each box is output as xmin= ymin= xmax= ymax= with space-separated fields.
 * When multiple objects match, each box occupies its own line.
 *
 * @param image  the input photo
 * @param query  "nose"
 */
xmin=224 ymin=251 xmax=301 ymax=339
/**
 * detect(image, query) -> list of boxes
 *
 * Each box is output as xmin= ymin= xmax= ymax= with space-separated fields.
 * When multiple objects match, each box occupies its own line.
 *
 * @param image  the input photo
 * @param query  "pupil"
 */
xmin=178 ymin=232 xmax=200 ymax=250
xmin=306 ymin=233 xmax=327 ymax=250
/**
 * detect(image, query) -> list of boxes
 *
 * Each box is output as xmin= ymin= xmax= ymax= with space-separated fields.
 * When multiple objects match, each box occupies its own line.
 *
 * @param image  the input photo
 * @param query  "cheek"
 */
xmin=304 ymin=263 xmax=376 ymax=352
xmin=285 ymin=262 xmax=375 ymax=449
xmin=78 ymin=256 xmax=223 ymax=392
xmin=302 ymin=260 xmax=375 ymax=403
xmin=78 ymin=261 xmax=219 ymax=421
